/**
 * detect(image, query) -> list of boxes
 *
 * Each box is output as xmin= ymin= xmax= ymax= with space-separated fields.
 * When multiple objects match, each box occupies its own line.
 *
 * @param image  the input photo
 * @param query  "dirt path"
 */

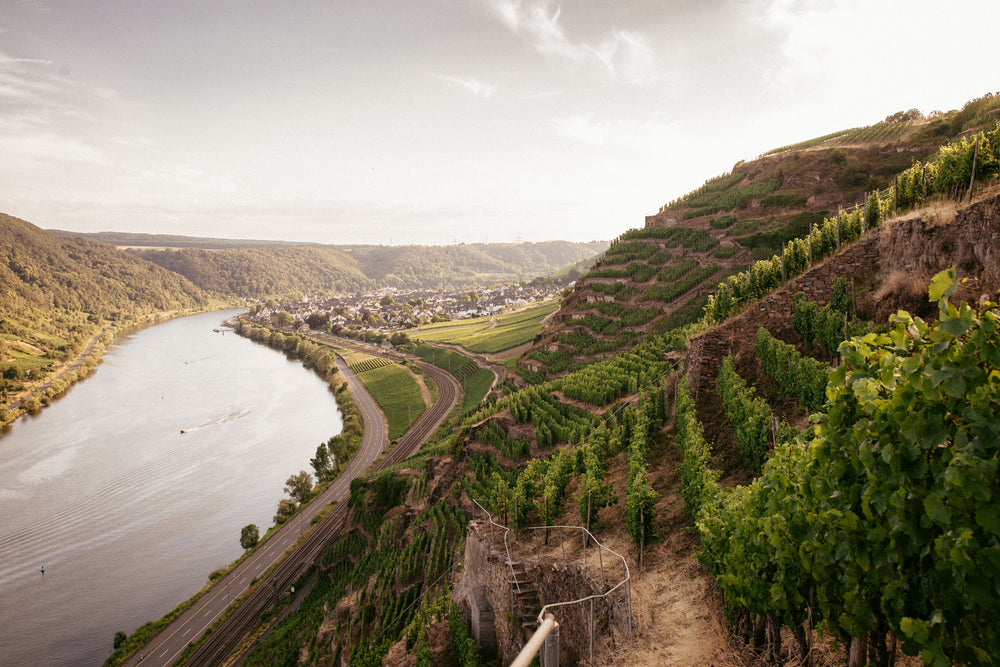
xmin=4 ymin=325 xmax=109 ymax=413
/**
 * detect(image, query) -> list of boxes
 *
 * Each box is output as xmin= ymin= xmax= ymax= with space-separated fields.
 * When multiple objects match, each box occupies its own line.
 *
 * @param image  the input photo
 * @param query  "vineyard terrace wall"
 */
xmin=683 ymin=193 xmax=1000 ymax=400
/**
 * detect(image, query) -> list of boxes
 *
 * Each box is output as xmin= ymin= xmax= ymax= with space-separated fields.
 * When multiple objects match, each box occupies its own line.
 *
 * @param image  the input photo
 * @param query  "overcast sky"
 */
xmin=1 ymin=1 xmax=997 ymax=246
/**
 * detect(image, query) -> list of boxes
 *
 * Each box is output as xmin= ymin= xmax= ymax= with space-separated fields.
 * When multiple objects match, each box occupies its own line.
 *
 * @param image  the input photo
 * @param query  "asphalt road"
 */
xmin=125 ymin=339 xmax=464 ymax=667
xmin=125 ymin=357 xmax=385 ymax=667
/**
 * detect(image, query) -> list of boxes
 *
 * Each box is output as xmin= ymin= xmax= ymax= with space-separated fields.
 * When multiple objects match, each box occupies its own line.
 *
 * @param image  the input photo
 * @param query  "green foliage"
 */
xmin=357 ymin=363 xmax=426 ymax=440
xmin=616 ymin=226 xmax=718 ymax=251
xmin=755 ymin=327 xmax=829 ymax=412
xmin=448 ymin=602 xmax=483 ymax=667
xmin=310 ymin=442 xmax=335 ymax=482
xmin=792 ymin=291 xmax=883 ymax=355
xmin=136 ymin=240 xmax=608 ymax=297
xmin=284 ymin=470 xmax=314 ymax=504
xmin=349 ymin=356 xmax=395 ymax=374
xmin=705 ymin=120 xmax=1000 ymax=325
xmin=273 ymin=498 xmax=297 ymax=524
xmin=560 ymin=336 xmax=668 ymax=406
xmin=240 ymin=524 xmax=260 ymax=550
xmin=716 ymin=355 xmax=773 ymax=471
xmin=712 ymin=245 xmax=737 ymax=258
xmin=640 ymin=263 xmax=720 ymax=304
xmin=673 ymin=378 xmax=721 ymax=519
xmin=662 ymin=170 xmax=747 ymax=211
xmin=690 ymin=270 xmax=1000 ymax=665
xmin=415 ymin=301 xmax=557 ymax=355
xmin=709 ymin=214 xmax=738 ymax=229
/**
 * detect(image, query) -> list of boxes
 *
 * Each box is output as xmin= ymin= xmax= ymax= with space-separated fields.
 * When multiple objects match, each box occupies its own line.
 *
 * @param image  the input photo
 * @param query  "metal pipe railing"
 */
xmin=525 ymin=524 xmax=632 ymax=634
xmin=511 ymin=614 xmax=557 ymax=667
xmin=472 ymin=499 xmax=521 ymax=606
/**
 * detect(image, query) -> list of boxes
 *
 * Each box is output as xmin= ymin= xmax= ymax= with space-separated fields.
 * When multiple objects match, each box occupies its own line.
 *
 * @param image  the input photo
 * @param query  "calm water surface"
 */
xmin=0 ymin=310 xmax=342 ymax=666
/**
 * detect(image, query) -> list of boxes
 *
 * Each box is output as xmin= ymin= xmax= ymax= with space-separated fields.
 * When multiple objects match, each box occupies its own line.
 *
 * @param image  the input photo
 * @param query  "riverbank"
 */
xmin=0 ymin=302 xmax=235 ymax=432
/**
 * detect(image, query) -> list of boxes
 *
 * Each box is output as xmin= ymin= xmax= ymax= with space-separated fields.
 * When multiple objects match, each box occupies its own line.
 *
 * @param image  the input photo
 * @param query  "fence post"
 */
xmin=599 ymin=543 xmax=605 ymax=590
xmin=626 ymin=578 xmax=633 ymax=633
xmin=808 ymin=223 xmax=813 ymax=267
xmin=639 ymin=507 xmax=645 ymax=572
xmin=968 ymin=135 xmax=980 ymax=202
xmin=590 ymin=597 xmax=595 ymax=666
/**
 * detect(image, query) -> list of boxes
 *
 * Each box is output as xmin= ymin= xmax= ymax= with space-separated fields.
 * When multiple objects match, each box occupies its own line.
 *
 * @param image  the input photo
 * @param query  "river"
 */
xmin=0 ymin=310 xmax=343 ymax=666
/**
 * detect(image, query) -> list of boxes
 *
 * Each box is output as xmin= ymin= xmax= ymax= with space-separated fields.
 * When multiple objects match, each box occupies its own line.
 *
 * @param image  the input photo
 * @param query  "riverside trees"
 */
xmin=240 ymin=524 xmax=260 ymax=550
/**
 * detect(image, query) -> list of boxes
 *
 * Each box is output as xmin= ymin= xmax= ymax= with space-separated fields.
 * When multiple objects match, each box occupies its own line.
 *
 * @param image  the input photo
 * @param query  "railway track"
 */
xmin=179 ymin=341 xmax=462 ymax=666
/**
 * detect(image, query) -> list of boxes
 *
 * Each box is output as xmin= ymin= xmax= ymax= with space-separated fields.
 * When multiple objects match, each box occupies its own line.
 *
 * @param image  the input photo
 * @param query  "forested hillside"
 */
xmin=0 ymin=213 xmax=215 ymax=424
xmin=112 ymin=239 xmax=608 ymax=297
xmin=132 ymin=246 xmax=373 ymax=299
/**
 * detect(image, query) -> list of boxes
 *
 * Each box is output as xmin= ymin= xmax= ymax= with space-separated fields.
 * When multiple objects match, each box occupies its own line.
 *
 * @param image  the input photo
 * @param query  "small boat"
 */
xmin=180 ymin=429 xmax=188 ymax=434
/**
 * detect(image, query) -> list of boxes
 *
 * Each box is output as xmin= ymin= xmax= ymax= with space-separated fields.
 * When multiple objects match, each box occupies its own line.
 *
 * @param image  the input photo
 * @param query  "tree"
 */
xmin=305 ymin=311 xmax=328 ymax=330
xmin=240 ymin=523 xmax=259 ymax=550
xmin=273 ymin=498 xmax=297 ymax=524
xmin=113 ymin=631 xmax=127 ymax=650
xmin=284 ymin=470 xmax=314 ymax=504
xmin=311 ymin=443 xmax=335 ymax=482
xmin=275 ymin=310 xmax=294 ymax=327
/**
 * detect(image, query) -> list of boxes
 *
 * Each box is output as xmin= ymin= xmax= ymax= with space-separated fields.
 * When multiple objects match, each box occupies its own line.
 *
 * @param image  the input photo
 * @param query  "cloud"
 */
xmin=551 ymin=112 xmax=680 ymax=151
xmin=762 ymin=0 xmax=1000 ymax=111
xmin=0 ymin=132 xmax=106 ymax=166
xmin=435 ymin=74 xmax=498 ymax=100
xmin=0 ymin=53 xmax=60 ymax=101
xmin=478 ymin=0 xmax=656 ymax=85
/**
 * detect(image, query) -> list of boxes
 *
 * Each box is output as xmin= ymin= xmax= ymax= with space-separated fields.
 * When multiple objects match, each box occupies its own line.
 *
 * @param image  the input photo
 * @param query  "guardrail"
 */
xmin=473 ymin=501 xmax=632 ymax=667
xmin=472 ymin=499 xmax=522 ymax=613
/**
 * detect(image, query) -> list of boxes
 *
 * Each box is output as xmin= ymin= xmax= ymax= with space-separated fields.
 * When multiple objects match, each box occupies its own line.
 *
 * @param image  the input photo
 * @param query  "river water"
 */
xmin=0 ymin=310 xmax=342 ymax=666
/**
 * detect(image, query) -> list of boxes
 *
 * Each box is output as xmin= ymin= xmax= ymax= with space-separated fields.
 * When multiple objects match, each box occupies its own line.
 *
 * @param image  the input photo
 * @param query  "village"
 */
xmin=247 ymin=278 xmax=569 ymax=342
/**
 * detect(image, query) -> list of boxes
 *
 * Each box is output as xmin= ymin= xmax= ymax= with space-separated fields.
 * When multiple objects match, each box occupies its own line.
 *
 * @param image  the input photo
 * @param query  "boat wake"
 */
xmin=180 ymin=408 xmax=249 ymax=434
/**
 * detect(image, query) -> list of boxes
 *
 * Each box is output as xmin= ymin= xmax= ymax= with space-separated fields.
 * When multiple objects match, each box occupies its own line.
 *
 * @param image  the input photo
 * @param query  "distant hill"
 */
xmin=3 ymin=214 xmax=211 ymax=317
xmin=48 ymin=232 xmax=608 ymax=297
xmin=1 ymin=213 xmax=215 ymax=423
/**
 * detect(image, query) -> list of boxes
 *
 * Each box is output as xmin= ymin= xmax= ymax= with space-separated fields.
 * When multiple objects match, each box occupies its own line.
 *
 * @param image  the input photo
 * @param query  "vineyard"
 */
xmin=241 ymin=472 xmax=477 ymax=666
xmin=348 ymin=356 xmax=395 ymax=374
xmin=704 ymin=117 xmax=1000 ymax=325
xmin=676 ymin=271 xmax=1000 ymax=666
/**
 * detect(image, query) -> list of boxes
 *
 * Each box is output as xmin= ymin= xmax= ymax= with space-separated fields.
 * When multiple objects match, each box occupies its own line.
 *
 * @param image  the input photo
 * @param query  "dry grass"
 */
xmin=871 ymin=269 xmax=928 ymax=305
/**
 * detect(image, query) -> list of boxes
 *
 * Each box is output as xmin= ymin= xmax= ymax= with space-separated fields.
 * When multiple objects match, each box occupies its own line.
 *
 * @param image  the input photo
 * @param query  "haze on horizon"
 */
xmin=1 ymin=0 xmax=997 ymax=247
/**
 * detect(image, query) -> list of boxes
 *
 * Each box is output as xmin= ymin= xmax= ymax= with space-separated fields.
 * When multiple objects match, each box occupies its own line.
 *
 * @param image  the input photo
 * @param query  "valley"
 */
xmin=2 ymin=95 xmax=1000 ymax=667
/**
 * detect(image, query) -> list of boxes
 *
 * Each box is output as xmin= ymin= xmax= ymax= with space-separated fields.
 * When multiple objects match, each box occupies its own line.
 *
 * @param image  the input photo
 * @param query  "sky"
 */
xmin=1 ymin=0 xmax=997 ymax=246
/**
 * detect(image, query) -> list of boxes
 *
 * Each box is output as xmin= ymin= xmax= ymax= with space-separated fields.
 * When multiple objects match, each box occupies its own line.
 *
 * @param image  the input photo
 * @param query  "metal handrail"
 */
xmin=472 ymin=499 xmax=521 ymax=601
xmin=523 ymin=524 xmax=632 ymax=632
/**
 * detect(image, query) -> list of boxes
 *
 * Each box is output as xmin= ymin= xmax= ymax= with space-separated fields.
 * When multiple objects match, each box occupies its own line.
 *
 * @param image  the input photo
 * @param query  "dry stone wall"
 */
xmin=683 ymin=193 xmax=1000 ymax=399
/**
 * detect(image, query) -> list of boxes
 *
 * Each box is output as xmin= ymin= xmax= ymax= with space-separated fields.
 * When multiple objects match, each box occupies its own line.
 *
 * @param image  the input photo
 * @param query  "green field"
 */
xmin=459 ymin=367 xmax=495 ymax=414
xmin=412 ymin=343 xmax=495 ymax=414
xmin=356 ymin=363 xmax=426 ymax=440
xmin=413 ymin=300 xmax=558 ymax=355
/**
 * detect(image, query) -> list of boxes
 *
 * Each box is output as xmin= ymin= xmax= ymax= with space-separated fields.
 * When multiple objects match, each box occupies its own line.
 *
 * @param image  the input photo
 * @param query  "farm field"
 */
xmin=322 ymin=342 xmax=427 ymax=440
xmin=355 ymin=363 xmax=426 ymax=440
xmin=412 ymin=343 xmax=495 ymax=414
xmin=413 ymin=300 xmax=558 ymax=355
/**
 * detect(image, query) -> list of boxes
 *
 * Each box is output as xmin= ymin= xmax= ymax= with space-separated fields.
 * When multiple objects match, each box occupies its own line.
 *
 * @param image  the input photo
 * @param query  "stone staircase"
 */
xmin=509 ymin=560 xmax=541 ymax=631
